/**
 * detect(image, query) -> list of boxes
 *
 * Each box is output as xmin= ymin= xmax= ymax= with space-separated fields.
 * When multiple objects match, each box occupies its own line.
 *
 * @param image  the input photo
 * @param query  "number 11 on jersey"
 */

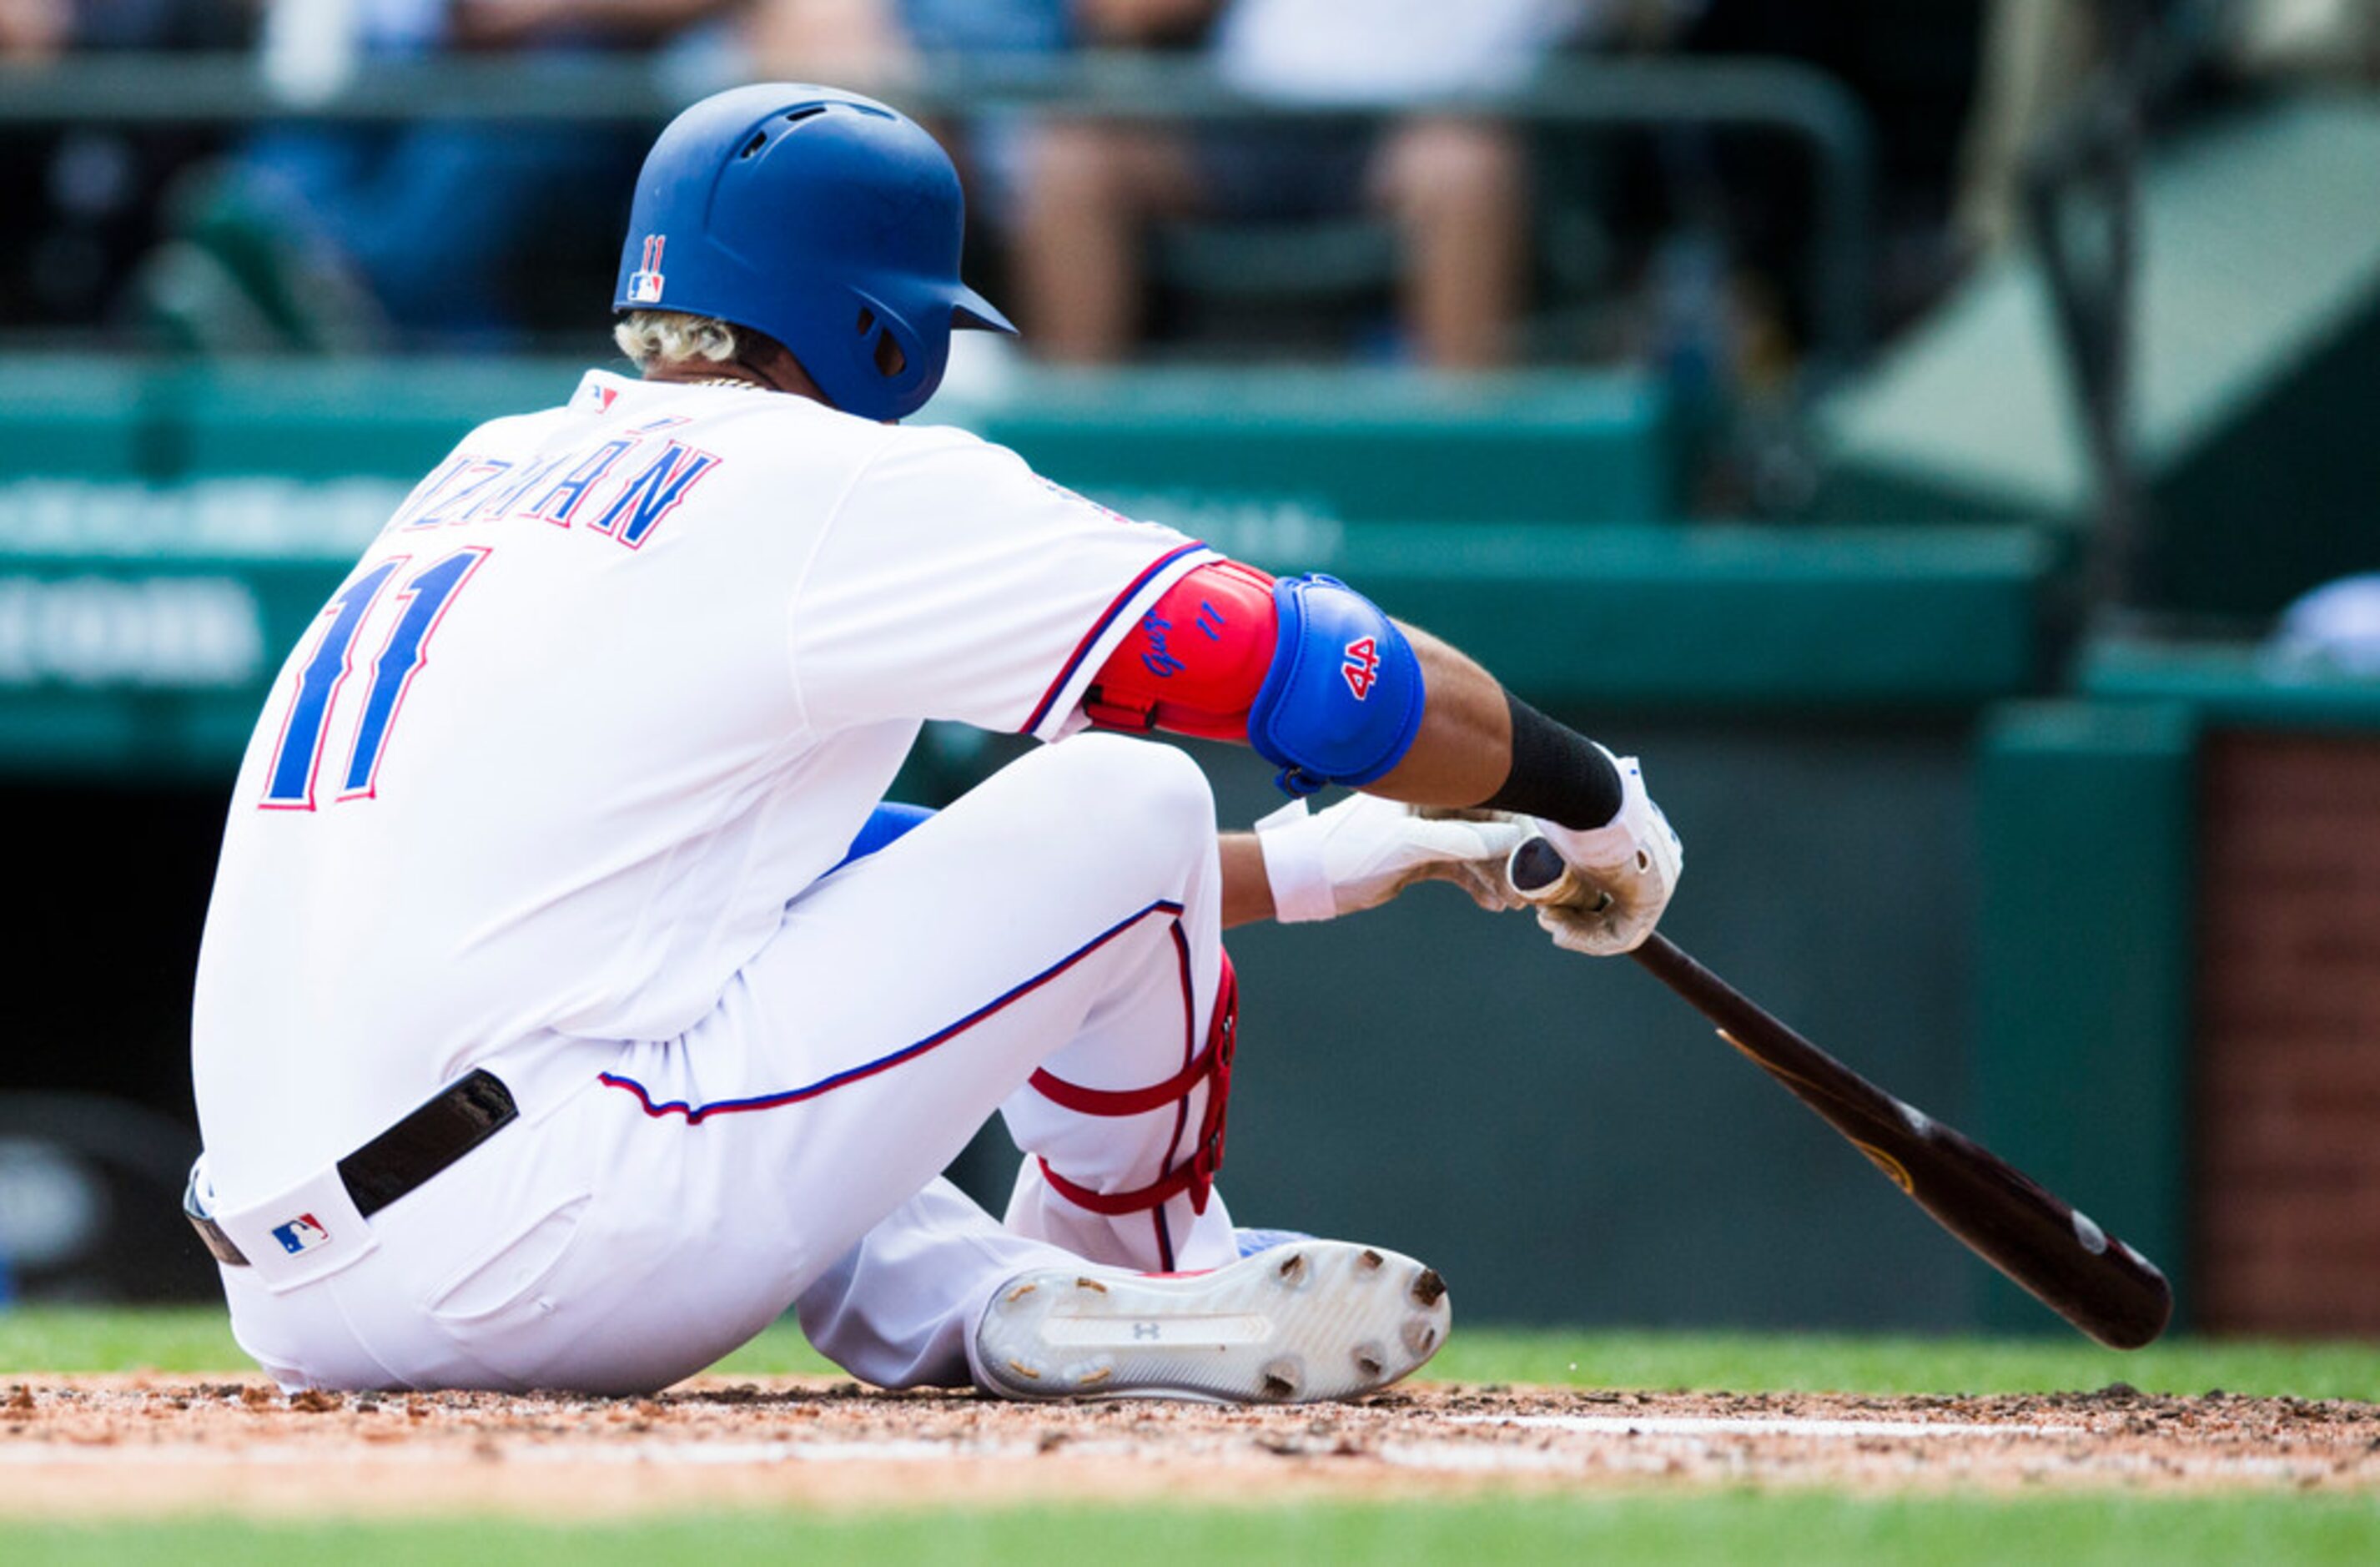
xmin=262 ymin=546 xmax=491 ymax=810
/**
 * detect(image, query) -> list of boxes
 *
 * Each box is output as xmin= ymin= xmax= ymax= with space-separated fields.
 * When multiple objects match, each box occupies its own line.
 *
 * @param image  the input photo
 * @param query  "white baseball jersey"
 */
xmin=192 ymin=370 xmax=1212 ymax=1209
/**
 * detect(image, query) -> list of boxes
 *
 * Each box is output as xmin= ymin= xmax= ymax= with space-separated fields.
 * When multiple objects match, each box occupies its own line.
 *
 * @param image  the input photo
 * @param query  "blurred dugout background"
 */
xmin=0 ymin=0 xmax=2375 ymax=1342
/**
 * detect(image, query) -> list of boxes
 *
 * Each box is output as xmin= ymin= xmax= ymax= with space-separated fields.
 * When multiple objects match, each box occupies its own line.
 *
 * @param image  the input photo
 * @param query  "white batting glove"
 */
xmin=1255 ymin=796 xmax=1532 ymax=923
xmin=1515 ymin=747 xmax=1683 ymax=955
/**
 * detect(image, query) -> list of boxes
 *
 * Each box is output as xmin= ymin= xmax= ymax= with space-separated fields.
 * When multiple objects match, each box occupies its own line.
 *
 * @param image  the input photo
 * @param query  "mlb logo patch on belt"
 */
xmin=271 ymin=1213 xmax=331 ymax=1255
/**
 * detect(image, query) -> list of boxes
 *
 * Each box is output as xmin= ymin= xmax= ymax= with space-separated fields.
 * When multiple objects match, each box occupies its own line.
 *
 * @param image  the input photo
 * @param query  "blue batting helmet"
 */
xmin=613 ymin=83 xmax=1014 ymax=421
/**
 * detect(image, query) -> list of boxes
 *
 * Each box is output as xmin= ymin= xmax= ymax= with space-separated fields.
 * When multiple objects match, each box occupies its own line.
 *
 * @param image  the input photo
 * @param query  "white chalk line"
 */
xmin=0 ymin=1436 xmax=2343 ymax=1487
xmin=0 ymin=1439 xmax=1030 ymax=1468
xmin=0 ymin=1416 xmax=2071 ymax=1475
xmin=1373 ymin=1414 xmax=2060 ymax=1476
xmin=0 ymin=1414 xmax=2348 ymax=1488
xmin=1443 ymin=1414 xmax=2055 ymax=1439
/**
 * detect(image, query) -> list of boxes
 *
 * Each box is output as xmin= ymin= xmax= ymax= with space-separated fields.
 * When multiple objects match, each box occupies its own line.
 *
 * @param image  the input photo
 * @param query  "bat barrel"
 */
xmin=1629 ymin=933 xmax=2174 ymax=1351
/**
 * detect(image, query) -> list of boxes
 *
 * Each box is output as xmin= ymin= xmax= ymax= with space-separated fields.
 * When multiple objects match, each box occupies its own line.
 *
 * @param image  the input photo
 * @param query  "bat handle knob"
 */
xmin=1507 ymin=836 xmax=1609 ymax=911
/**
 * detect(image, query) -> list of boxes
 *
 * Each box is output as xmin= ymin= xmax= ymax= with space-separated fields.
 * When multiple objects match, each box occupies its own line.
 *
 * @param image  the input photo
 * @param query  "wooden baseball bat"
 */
xmin=1510 ymin=838 xmax=2173 ymax=1350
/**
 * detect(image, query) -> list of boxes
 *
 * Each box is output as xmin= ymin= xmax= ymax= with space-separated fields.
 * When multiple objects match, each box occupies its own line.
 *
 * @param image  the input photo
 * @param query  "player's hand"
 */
xmin=1511 ymin=748 xmax=1682 ymax=955
xmin=1255 ymin=796 xmax=1531 ymax=923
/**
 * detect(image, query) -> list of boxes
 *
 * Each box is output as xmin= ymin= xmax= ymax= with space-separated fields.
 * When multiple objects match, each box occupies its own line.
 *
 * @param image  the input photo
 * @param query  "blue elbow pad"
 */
xmin=1247 ymin=575 xmax=1426 ymax=795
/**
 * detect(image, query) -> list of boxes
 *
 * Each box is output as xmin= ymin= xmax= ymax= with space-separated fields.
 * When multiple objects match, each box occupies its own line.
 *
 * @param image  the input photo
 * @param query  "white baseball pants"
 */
xmin=216 ymin=734 xmax=1241 ymax=1393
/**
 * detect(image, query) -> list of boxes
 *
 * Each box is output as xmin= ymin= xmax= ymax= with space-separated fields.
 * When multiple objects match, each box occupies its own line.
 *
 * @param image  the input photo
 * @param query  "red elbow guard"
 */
xmin=1086 ymin=560 xmax=1279 ymax=742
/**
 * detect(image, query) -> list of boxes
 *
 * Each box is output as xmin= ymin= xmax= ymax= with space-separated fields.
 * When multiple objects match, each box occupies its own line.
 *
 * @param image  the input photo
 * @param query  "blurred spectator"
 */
xmin=0 ymin=1 xmax=249 ymax=336
xmin=738 ymin=0 xmax=1074 ymax=80
xmin=742 ymin=0 xmax=913 ymax=82
xmin=1674 ymin=1 xmax=1982 ymax=353
xmin=737 ymin=0 xmax=1071 ymax=215
xmin=1953 ymin=1 xmax=2377 ymax=262
xmin=1014 ymin=0 xmax=1592 ymax=369
xmin=455 ymin=0 xmax=732 ymax=49
xmin=135 ymin=1 xmax=738 ymax=353
xmin=1953 ymin=0 xmax=2096 ymax=256
xmin=733 ymin=0 xmax=1067 ymax=385
xmin=2268 ymin=572 xmax=2380 ymax=678
xmin=2227 ymin=0 xmax=2380 ymax=79
xmin=0 ymin=0 xmax=71 ymax=60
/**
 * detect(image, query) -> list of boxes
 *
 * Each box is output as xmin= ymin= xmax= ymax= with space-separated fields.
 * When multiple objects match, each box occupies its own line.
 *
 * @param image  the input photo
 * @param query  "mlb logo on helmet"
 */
xmin=271 ymin=1213 xmax=331 ymax=1255
xmin=628 ymin=234 xmax=667 ymax=304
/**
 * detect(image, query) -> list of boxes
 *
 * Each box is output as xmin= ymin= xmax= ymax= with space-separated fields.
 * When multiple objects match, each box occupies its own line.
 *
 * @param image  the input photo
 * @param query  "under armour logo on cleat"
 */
xmin=1132 ymin=1322 xmax=1160 ymax=1341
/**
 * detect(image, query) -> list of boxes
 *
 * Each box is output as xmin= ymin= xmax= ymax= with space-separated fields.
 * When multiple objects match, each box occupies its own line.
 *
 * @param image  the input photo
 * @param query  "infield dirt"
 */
xmin=3 ymin=1375 xmax=2376 ymax=1515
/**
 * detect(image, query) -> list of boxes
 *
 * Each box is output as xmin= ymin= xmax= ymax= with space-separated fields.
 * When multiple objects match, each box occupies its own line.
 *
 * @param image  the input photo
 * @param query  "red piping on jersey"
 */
xmin=1019 ymin=542 xmax=1208 ymax=736
xmin=596 ymin=898 xmax=1186 ymax=1124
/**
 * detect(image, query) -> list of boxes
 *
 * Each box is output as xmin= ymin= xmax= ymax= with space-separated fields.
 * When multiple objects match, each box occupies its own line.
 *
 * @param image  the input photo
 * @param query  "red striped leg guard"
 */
xmin=1031 ymin=951 xmax=1238 ymax=1217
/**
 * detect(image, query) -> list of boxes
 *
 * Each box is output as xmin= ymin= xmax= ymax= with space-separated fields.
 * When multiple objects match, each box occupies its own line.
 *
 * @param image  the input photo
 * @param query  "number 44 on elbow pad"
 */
xmin=1248 ymin=575 xmax=1426 ymax=796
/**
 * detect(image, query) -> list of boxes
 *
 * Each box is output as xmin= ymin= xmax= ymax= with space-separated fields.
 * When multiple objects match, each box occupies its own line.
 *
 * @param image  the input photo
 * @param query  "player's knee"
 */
xmin=1068 ymin=730 xmax=1212 ymax=815
xmin=1126 ymin=736 xmax=1215 ymax=841
xmin=1051 ymin=733 xmax=1215 ymax=870
xmin=1383 ymin=118 xmax=1524 ymax=221
xmin=1028 ymin=122 xmax=1140 ymax=212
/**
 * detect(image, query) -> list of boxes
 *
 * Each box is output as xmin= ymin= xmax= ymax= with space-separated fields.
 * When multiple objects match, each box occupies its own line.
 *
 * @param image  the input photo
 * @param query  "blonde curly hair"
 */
xmin=612 ymin=310 xmax=745 ymax=370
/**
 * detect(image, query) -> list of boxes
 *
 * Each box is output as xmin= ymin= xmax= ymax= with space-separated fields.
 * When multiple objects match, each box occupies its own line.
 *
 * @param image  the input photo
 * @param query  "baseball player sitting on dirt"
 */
xmin=184 ymin=84 xmax=1681 ymax=1403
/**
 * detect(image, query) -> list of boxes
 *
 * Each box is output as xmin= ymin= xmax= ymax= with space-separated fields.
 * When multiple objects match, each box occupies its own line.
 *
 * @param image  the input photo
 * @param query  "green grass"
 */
xmin=9 ymin=1495 xmax=2380 ymax=1567
xmin=0 ymin=1307 xmax=253 ymax=1377
xmin=10 ymin=1308 xmax=2380 ymax=1403
xmin=10 ymin=1309 xmax=2379 ymax=1563
xmin=1426 ymin=1328 xmax=2380 ymax=1402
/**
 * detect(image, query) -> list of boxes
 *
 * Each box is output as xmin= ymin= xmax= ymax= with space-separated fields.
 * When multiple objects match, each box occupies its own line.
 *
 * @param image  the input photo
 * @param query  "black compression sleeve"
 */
xmin=1480 ymin=693 xmax=1623 ymax=831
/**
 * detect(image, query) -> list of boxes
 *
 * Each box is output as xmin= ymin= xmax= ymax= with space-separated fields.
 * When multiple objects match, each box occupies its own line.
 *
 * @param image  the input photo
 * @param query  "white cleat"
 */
xmin=975 ymin=1239 xmax=1450 ymax=1403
